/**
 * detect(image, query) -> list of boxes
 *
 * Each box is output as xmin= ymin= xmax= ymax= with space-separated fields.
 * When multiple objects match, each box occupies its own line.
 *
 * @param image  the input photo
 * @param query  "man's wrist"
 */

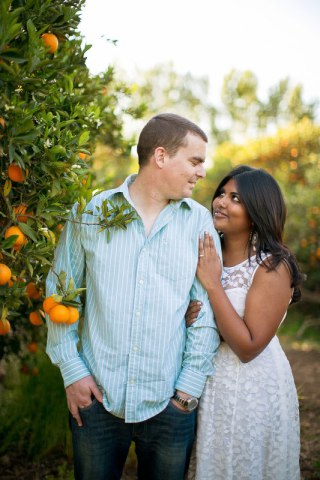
xmin=172 ymin=391 xmax=198 ymax=411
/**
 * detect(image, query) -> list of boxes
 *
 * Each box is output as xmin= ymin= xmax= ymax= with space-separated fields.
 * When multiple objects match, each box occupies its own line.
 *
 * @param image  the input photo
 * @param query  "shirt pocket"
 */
xmin=156 ymin=234 xmax=197 ymax=282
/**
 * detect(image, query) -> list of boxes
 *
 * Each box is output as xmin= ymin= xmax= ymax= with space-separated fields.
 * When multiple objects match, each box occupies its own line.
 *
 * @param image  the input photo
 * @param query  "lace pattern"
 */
xmin=186 ymin=254 xmax=300 ymax=480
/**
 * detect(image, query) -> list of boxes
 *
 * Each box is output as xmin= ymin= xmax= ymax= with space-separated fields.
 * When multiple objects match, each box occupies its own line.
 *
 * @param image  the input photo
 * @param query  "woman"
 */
xmin=186 ymin=165 xmax=303 ymax=480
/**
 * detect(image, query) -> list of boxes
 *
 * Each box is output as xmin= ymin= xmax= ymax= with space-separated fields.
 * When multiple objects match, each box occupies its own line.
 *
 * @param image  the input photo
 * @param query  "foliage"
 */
xmin=0 ymin=351 xmax=71 ymax=459
xmin=0 ymin=0 xmax=142 ymax=359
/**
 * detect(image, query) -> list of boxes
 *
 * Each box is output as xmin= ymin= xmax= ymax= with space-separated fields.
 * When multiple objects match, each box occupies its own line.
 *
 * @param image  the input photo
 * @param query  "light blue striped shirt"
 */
xmin=46 ymin=175 xmax=221 ymax=422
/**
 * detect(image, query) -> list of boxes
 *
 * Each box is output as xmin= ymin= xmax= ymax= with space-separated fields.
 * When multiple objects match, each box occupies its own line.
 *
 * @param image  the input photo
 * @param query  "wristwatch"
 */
xmin=173 ymin=392 xmax=198 ymax=411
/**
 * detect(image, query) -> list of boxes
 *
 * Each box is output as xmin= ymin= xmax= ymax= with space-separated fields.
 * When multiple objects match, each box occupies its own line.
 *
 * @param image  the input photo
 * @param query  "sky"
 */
xmin=80 ymin=0 xmax=320 ymax=107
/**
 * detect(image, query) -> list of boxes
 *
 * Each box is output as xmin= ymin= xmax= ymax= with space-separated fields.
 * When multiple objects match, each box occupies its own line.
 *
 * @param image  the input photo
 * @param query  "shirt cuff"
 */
xmin=60 ymin=357 xmax=92 ymax=388
xmin=175 ymin=368 xmax=207 ymax=398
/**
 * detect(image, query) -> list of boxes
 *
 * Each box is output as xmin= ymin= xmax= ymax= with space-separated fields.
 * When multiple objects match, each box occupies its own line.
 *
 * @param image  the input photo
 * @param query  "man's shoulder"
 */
xmin=183 ymin=198 xmax=211 ymax=215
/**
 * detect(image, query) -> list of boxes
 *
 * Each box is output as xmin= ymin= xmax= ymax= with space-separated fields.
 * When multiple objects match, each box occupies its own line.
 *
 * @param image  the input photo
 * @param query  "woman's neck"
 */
xmin=222 ymin=235 xmax=251 ymax=267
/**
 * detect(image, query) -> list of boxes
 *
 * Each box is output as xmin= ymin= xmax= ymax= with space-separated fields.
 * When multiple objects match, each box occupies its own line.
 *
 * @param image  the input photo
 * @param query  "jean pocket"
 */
xmin=168 ymin=399 xmax=194 ymax=415
xmin=79 ymin=397 xmax=98 ymax=412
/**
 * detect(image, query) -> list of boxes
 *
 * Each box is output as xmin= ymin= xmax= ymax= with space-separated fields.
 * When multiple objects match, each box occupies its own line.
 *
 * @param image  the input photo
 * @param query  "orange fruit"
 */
xmin=49 ymin=304 xmax=70 ymax=323
xmin=14 ymin=204 xmax=33 ymax=223
xmin=8 ymin=163 xmax=27 ymax=182
xmin=0 ymin=263 xmax=11 ymax=285
xmin=5 ymin=226 xmax=27 ymax=250
xmin=0 ymin=117 xmax=6 ymax=129
xmin=41 ymin=33 xmax=59 ymax=53
xmin=56 ymin=223 xmax=64 ymax=232
xmin=29 ymin=310 xmax=43 ymax=326
xmin=43 ymin=296 xmax=59 ymax=314
xmin=26 ymin=281 xmax=42 ymax=300
xmin=28 ymin=342 xmax=38 ymax=353
xmin=67 ymin=306 xmax=79 ymax=324
xmin=78 ymin=152 xmax=87 ymax=160
xmin=0 ymin=319 xmax=11 ymax=335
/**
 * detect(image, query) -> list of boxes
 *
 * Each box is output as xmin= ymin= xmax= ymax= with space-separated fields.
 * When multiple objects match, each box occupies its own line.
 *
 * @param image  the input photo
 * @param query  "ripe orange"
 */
xmin=0 ymin=117 xmax=6 ymax=129
xmin=14 ymin=204 xmax=33 ymax=223
xmin=5 ymin=226 xmax=27 ymax=250
xmin=26 ymin=281 xmax=42 ymax=300
xmin=29 ymin=310 xmax=43 ymax=326
xmin=41 ymin=33 xmax=59 ymax=53
xmin=78 ymin=152 xmax=87 ymax=160
xmin=0 ymin=319 xmax=11 ymax=335
xmin=28 ymin=342 xmax=38 ymax=353
xmin=67 ymin=306 xmax=79 ymax=324
xmin=49 ymin=304 xmax=70 ymax=323
xmin=43 ymin=296 xmax=59 ymax=314
xmin=0 ymin=263 xmax=11 ymax=285
xmin=8 ymin=163 xmax=27 ymax=182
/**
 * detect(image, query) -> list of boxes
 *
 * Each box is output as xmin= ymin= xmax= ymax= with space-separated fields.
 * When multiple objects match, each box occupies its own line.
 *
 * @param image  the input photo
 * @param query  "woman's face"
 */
xmin=212 ymin=179 xmax=252 ymax=237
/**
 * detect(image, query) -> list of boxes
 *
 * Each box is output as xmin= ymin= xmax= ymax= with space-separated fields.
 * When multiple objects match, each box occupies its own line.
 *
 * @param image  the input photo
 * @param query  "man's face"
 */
xmin=163 ymin=133 xmax=206 ymax=199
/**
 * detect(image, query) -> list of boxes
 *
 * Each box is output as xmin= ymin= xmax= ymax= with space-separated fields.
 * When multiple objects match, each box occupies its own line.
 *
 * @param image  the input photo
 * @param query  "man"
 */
xmin=46 ymin=113 xmax=221 ymax=480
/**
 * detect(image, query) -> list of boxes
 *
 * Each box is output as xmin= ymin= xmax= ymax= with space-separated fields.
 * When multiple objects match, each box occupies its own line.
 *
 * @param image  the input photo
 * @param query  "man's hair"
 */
xmin=137 ymin=113 xmax=208 ymax=167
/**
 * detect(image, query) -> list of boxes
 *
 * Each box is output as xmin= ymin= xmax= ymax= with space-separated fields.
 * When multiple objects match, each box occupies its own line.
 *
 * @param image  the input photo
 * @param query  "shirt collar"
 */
xmin=109 ymin=175 xmax=192 ymax=210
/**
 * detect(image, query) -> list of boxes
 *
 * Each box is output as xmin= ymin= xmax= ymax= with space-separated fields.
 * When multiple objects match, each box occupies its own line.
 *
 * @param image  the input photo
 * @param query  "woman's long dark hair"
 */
xmin=212 ymin=165 xmax=303 ymax=303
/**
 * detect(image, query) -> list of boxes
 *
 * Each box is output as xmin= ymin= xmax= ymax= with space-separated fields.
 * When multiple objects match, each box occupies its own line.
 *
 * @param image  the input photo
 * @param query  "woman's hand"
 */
xmin=197 ymin=232 xmax=222 ymax=291
xmin=185 ymin=300 xmax=202 ymax=327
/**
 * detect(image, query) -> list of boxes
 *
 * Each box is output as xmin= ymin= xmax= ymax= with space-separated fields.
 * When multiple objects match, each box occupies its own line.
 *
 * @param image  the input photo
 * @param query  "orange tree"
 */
xmin=0 ymin=0 xmax=141 ymax=361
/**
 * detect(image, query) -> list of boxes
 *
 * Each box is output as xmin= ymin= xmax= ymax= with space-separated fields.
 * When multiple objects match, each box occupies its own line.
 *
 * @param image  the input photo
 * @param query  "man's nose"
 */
xmin=196 ymin=163 xmax=206 ymax=178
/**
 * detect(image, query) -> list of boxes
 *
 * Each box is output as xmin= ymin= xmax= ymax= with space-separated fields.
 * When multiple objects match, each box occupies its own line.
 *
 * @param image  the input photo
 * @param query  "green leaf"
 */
xmin=3 ymin=179 xmax=12 ymax=197
xmin=2 ymin=235 xmax=18 ymax=249
xmin=78 ymin=131 xmax=90 ymax=146
xmin=58 ymin=271 xmax=67 ymax=291
xmin=26 ymin=258 xmax=34 ymax=277
xmin=18 ymin=222 xmax=38 ymax=242
xmin=52 ymin=294 xmax=63 ymax=303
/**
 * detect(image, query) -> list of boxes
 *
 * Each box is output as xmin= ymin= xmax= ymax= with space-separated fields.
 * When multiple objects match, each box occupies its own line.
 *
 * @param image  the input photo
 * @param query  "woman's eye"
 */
xmin=232 ymin=195 xmax=240 ymax=202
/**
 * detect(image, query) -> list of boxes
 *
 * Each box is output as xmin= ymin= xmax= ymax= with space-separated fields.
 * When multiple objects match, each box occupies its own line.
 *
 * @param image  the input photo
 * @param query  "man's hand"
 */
xmin=66 ymin=375 xmax=103 ymax=427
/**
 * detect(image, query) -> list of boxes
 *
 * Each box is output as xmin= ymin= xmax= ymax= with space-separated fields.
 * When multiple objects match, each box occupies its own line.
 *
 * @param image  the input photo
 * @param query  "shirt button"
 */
xmin=139 ymin=279 xmax=144 ymax=285
xmin=133 ymin=345 xmax=139 ymax=352
xmin=136 ymin=311 xmax=140 ymax=316
xmin=130 ymin=379 xmax=135 ymax=384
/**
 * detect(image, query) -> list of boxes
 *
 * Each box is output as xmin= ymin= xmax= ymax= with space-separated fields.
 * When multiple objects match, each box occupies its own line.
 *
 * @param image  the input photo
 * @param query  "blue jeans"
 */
xmin=70 ymin=398 xmax=196 ymax=480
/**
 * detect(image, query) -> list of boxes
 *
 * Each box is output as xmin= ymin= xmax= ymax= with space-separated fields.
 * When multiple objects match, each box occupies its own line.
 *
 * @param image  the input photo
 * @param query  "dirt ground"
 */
xmin=0 ymin=343 xmax=319 ymax=479
xmin=285 ymin=345 xmax=320 ymax=479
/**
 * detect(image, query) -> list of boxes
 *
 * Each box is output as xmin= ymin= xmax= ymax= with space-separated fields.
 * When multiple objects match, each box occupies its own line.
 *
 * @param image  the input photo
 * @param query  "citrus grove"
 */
xmin=0 ymin=0 xmax=142 ymax=367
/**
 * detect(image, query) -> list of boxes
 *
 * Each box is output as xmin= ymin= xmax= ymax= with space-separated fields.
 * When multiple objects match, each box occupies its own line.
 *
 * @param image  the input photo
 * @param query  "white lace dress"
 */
xmin=187 ymin=256 xmax=300 ymax=480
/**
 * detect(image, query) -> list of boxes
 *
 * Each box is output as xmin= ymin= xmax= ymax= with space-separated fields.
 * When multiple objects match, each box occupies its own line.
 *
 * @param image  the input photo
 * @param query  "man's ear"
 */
xmin=153 ymin=147 xmax=166 ymax=169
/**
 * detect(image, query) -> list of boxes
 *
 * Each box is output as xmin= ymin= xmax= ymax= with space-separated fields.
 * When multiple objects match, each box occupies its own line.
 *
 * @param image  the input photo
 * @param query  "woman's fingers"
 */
xmin=209 ymin=234 xmax=215 ymax=253
xmin=198 ymin=236 xmax=204 ymax=258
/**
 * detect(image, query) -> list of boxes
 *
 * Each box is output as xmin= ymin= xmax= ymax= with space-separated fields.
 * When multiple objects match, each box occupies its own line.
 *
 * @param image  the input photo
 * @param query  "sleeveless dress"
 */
xmin=187 ymin=255 xmax=300 ymax=480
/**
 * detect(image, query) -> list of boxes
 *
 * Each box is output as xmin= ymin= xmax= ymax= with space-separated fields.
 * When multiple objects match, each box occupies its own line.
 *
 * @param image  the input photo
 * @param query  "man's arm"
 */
xmin=174 ymin=211 xmax=221 ymax=400
xmin=46 ymin=206 xmax=102 ymax=426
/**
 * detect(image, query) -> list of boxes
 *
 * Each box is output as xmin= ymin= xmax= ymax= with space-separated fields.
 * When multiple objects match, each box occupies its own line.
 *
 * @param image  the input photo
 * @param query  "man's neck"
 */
xmin=128 ymin=173 xmax=169 ymax=237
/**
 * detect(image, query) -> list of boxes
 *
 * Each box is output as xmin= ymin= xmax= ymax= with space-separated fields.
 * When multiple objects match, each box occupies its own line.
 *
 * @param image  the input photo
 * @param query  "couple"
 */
xmin=46 ymin=114 xmax=302 ymax=480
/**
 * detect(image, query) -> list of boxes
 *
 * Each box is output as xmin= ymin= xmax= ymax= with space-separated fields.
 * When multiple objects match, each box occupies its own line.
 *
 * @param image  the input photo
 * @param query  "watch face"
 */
xmin=187 ymin=398 xmax=198 ymax=411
